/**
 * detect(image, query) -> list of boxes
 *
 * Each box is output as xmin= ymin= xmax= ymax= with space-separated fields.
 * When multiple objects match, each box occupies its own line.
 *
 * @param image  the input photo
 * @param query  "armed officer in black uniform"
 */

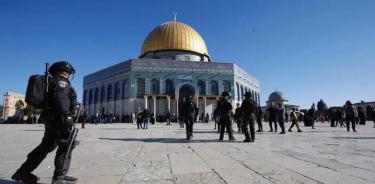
xmin=218 ymin=92 xmax=236 ymax=141
xmin=241 ymin=92 xmax=258 ymax=142
xmin=182 ymin=95 xmax=195 ymax=140
xmin=12 ymin=61 xmax=79 ymax=184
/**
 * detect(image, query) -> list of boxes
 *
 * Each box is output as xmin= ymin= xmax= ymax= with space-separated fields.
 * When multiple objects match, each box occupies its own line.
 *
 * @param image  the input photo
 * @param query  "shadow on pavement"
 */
xmin=331 ymin=137 xmax=375 ymax=140
xmin=98 ymin=137 xmax=238 ymax=143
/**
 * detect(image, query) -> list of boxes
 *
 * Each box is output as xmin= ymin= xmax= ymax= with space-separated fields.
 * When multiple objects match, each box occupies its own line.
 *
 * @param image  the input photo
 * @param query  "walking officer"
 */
xmin=182 ymin=95 xmax=195 ymax=140
xmin=217 ymin=92 xmax=236 ymax=141
xmin=12 ymin=61 xmax=79 ymax=184
xmin=241 ymin=92 xmax=258 ymax=142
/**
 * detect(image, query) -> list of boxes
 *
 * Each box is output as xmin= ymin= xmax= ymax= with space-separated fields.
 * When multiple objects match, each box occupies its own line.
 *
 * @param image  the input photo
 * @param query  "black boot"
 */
xmin=52 ymin=175 xmax=78 ymax=184
xmin=12 ymin=170 xmax=39 ymax=184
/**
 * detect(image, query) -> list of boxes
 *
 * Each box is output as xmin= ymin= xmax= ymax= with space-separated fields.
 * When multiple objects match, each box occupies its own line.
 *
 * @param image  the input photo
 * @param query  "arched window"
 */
xmin=223 ymin=80 xmax=231 ymax=93
xmin=88 ymin=89 xmax=93 ymax=105
xmin=210 ymin=80 xmax=218 ymax=96
xmin=236 ymin=83 xmax=240 ymax=101
xmin=198 ymin=80 xmax=206 ymax=95
xmin=240 ymin=85 xmax=244 ymax=101
xmin=151 ymin=79 xmax=159 ymax=94
xmin=107 ymin=84 xmax=113 ymax=102
xmin=137 ymin=78 xmax=145 ymax=98
xmin=94 ymin=88 xmax=99 ymax=104
xmin=122 ymin=80 xmax=130 ymax=99
xmin=100 ymin=86 xmax=105 ymax=103
xmin=83 ymin=90 xmax=87 ymax=105
xmin=165 ymin=79 xmax=174 ymax=95
xmin=114 ymin=82 xmax=121 ymax=101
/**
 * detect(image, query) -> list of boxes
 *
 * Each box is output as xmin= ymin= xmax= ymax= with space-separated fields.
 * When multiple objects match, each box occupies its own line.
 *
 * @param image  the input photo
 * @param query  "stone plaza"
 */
xmin=1 ymin=122 xmax=375 ymax=184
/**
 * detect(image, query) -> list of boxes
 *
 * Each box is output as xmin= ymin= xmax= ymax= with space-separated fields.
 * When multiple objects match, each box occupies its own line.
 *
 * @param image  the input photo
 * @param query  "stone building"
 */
xmin=83 ymin=19 xmax=260 ymax=118
xmin=2 ymin=91 xmax=26 ymax=119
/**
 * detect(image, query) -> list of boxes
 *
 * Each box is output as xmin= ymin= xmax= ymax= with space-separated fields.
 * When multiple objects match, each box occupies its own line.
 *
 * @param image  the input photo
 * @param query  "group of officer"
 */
xmin=181 ymin=91 xmax=259 ymax=142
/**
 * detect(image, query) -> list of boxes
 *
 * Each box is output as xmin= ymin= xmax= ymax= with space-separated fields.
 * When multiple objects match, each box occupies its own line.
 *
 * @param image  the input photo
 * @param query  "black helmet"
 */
xmin=221 ymin=91 xmax=231 ymax=97
xmin=49 ymin=61 xmax=75 ymax=76
xmin=244 ymin=92 xmax=252 ymax=98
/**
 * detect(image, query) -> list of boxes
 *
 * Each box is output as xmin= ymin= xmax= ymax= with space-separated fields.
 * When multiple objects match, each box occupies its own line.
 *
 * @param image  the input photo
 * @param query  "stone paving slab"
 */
xmin=1 ymin=122 xmax=375 ymax=184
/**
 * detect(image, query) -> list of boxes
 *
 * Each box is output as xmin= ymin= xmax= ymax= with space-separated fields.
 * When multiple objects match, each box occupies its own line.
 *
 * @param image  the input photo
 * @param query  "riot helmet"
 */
xmin=49 ymin=61 xmax=76 ymax=76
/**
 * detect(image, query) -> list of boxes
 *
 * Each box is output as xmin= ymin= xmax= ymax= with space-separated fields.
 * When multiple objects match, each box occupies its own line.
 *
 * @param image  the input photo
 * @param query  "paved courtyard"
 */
xmin=0 ymin=122 xmax=375 ymax=184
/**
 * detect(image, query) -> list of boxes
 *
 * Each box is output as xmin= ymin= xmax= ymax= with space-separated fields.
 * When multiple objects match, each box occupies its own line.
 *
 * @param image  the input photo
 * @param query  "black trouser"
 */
xmin=269 ymin=119 xmax=277 ymax=132
xmin=17 ymin=122 xmax=75 ymax=178
xmin=137 ymin=119 xmax=143 ymax=129
xmin=289 ymin=120 xmax=300 ymax=131
xmin=167 ymin=118 xmax=171 ymax=125
xmin=243 ymin=118 xmax=255 ymax=141
xmin=184 ymin=115 xmax=194 ymax=139
xmin=257 ymin=118 xmax=263 ymax=131
xmin=219 ymin=114 xmax=234 ymax=139
xmin=346 ymin=115 xmax=356 ymax=131
xmin=311 ymin=118 xmax=315 ymax=128
xmin=235 ymin=118 xmax=243 ymax=133
xmin=278 ymin=120 xmax=285 ymax=133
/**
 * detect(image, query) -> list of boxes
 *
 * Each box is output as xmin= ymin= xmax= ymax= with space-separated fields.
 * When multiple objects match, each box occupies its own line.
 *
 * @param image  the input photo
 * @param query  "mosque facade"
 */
xmin=83 ymin=19 xmax=260 ymax=117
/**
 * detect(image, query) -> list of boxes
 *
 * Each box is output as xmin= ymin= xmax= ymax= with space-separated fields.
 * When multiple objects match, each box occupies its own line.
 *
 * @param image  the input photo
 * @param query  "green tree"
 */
xmin=15 ymin=100 xmax=25 ymax=111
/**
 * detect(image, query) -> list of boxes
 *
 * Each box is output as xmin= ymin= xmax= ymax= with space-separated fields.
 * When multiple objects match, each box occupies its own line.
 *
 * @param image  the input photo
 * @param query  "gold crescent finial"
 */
xmin=173 ymin=12 xmax=177 ymax=22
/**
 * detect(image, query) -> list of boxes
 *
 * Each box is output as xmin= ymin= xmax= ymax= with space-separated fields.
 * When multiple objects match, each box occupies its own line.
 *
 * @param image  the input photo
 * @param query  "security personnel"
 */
xmin=12 ymin=61 xmax=78 ymax=184
xmin=217 ymin=92 xmax=235 ymax=141
xmin=181 ymin=95 xmax=195 ymax=140
xmin=266 ymin=103 xmax=278 ymax=132
xmin=256 ymin=106 xmax=263 ymax=132
xmin=234 ymin=103 xmax=243 ymax=133
xmin=241 ymin=92 xmax=258 ymax=142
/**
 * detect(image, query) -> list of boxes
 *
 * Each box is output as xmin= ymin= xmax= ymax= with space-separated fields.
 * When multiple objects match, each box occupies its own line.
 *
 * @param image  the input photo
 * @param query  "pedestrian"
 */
xmin=166 ymin=110 xmax=171 ymax=125
xmin=358 ymin=107 xmax=366 ymax=125
xmin=266 ymin=103 xmax=278 ymax=132
xmin=12 ymin=61 xmax=78 ymax=184
xmin=241 ymin=92 xmax=257 ymax=142
xmin=256 ymin=106 xmax=263 ymax=132
xmin=344 ymin=100 xmax=357 ymax=132
xmin=276 ymin=102 xmax=286 ymax=134
xmin=181 ymin=95 xmax=195 ymax=140
xmin=136 ymin=107 xmax=143 ymax=129
xmin=288 ymin=107 xmax=302 ymax=132
xmin=142 ymin=108 xmax=150 ymax=129
xmin=213 ymin=106 xmax=220 ymax=132
xmin=308 ymin=104 xmax=316 ymax=129
xmin=217 ymin=92 xmax=235 ymax=141
xmin=234 ymin=103 xmax=243 ymax=133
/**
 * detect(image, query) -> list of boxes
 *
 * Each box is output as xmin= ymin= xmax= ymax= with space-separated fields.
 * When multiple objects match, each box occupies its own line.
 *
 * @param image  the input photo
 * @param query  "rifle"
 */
xmin=62 ymin=103 xmax=82 ymax=169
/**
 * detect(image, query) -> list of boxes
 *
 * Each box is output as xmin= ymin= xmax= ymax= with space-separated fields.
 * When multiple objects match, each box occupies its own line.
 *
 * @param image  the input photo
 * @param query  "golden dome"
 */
xmin=141 ymin=21 xmax=209 ymax=57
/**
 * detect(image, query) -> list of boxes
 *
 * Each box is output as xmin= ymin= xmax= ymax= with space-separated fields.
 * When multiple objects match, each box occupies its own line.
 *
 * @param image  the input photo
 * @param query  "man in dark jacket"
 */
xmin=276 ymin=102 xmax=286 ymax=134
xmin=234 ymin=103 xmax=243 ymax=133
xmin=218 ymin=92 xmax=235 ymax=141
xmin=344 ymin=100 xmax=357 ymax=132
xmin=12 ymin=61 xmax=78 ymax=184
xmin=256 ymin=106 xmax=263 ymax=132
xmin=241 ymin=92 xmax=258 ymax=142
xmin=182 ymin=95 xmax=195 ymax=140
xmin=308 ymin=103 xmax=316 ymax=129
xmin=266 ymin=103 xmax=277 ymax=132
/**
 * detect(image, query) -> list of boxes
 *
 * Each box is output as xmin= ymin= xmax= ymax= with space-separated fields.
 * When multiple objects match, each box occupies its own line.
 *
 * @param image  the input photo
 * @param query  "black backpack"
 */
xmin=25 ymin=63 xmax=50 ymax=109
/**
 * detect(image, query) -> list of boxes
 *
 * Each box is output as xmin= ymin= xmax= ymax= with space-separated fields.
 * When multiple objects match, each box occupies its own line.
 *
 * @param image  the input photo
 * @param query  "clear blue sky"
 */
xmin=1 ymin=0 xmax=374 ymax=108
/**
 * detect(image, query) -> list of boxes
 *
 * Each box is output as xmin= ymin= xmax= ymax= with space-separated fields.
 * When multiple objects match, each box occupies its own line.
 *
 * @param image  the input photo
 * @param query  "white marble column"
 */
xmin=144 ymin=96 xmax=148 ymax=109
xmin=153 ymin=96 xmax=156 ymax=117
xmin=167 ymin=96 xmax=171 ymax=111
xmin=204 ymin=96 xmax=207 ymax=114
